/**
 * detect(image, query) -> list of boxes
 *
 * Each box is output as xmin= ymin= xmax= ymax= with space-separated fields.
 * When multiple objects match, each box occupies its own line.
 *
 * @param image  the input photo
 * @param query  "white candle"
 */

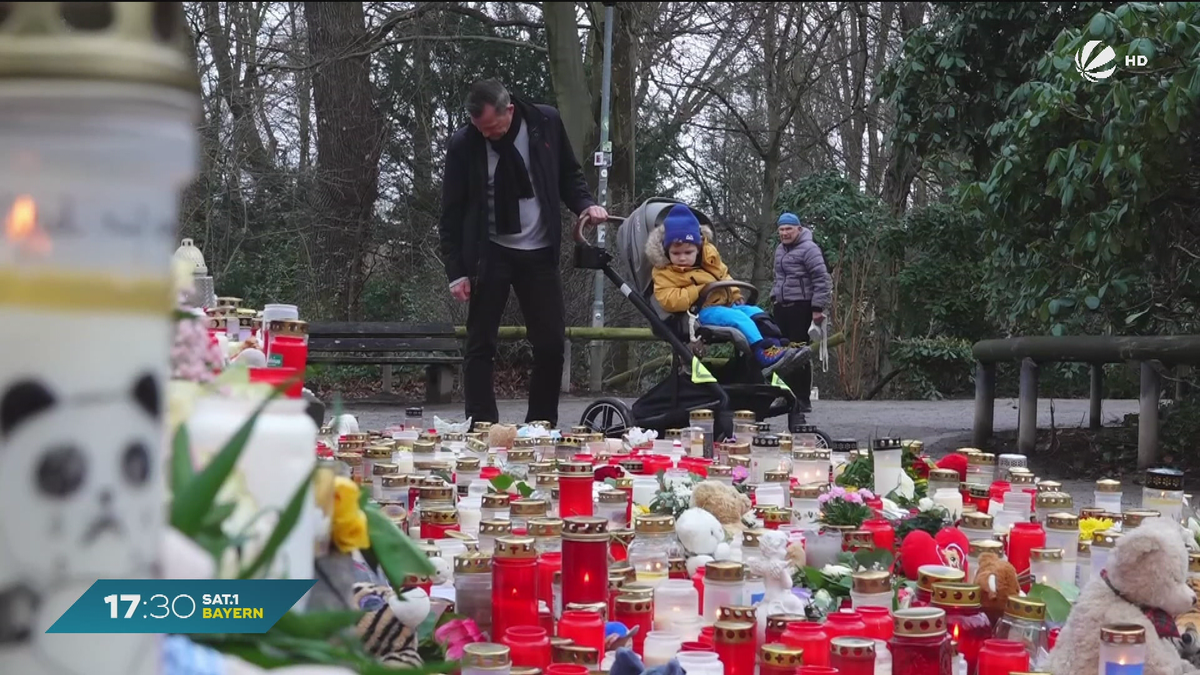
xmin=932 ymin=488 xmax=964 ymax=521
xmin=642 ymin=631 xmax=683 ymax=667
xmin=872 ymin=440 xmax=904 ymax=499
xmin=393 ymin=451 xmax=415 ymax=475
xmin=1099 ymin=624 xmax=1146 ymax=674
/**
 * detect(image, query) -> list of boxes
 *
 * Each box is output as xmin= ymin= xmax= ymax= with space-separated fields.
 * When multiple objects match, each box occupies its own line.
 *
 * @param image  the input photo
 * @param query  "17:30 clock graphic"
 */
xmin=104 ymin=593 xmax=197 ymax=620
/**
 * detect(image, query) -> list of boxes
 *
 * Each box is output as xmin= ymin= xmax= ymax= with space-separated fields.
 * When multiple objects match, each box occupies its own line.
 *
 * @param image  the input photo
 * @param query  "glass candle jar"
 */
xmin=757 ymin=475 xmax=788 ymax=508
xmin=825 ymin=608 xmax=869 ymax=647
xmin=713 ymin=621 xmax=755 ymax=675
xmin=377 ymin=473 xmax=408 ymax=504
xmin=463 ymin=643 xmax=512 ymax=675
xmin=931 ymin=582 xmax=989 ymax=673
xmin=510 ymin=499 xmax=548 ymax=533
xmin=765 ymin=613 xmax=806 ymax=644
xmin=1044 ymin=512 xmax=1080 ymax=563
xmin=1090 ymin=532 xmax=1121 ymax=584
xmin=552 ymin=644 xmax=599 ymax=673
xmin=557 ymin=461 xmax=594 ymax=518
xmin=707 ymin=464 xmax=734 ymax=487
xmin=760 ymin=644 xmax=805 ymax=675
xmin=968 ymin=540 xmax=1005 ymax=574
xmin=750 ymin=434 xmax=781 ymax=484
xmin=791 ymin=449 xmax=829 ymax=486
xmin=559 ymin=517 xmax=609 ymax=609
xmin=1122 ymin=509 xmax=1162 ymax=531
xmin=371 ymin=460 xmax=399 ymax=498
xmin=557 ymin=609 xmax=605 ymax=656
xmin=702 ymin=561 xmax=746 ymax=625
xmin=1033 ymin=490 xmax=1072 ymax=521
xmin=966 ymin=453 xmax=996 ymax=487
xmin=1099 ymin=624 xmax=1146 ymax=673
xmin=889 ymin=608 xmax=954 ymax=675
xmin=791 ymin=484 xmax=824 ymax=531
xmin=961 ymin=511 xmax=995 ymax=543
xmin=628 ymin=514 xmax=679 ymax=587
xmin=456 ymin=552 xmax=495 ymax=638
xmin=850 ymin=571 xmax=893 ymax=608
xmin=556 ymin=437 xmax=582 ymax=463
xmin=929 ymin=469 xmax=961 ymax=501
xmin=493 ymin=537 xmax=540 ymax=642
xmin=528 ymin=518 xmax=563 ymax=555
xmin=1076 ymin=540 xmax=1092 ymax=588
xmin=536 ymin=551 xmax=562 ymax=611
xmin=1030 ymin=548 xmax=1070 ymax=589
xmin=654 ymin=578 xmax=700 ymax=632
xmin=1143 ymin=468 xmax=1185 ymax=523
xmin=976 ymin=639 xmax=1029 ymax=675
xmin=631 ymin=475 xmax=658 ymax=508
xmin=690 ymin=409 xmax=716 ymax=458
xmin=915 ymin=566 xmax=966 ymax=608
xmin=642 ymin=631 xmax=683 ymax=668
xmin=404 ymin=406 xmax=426 ymax=431
xmin=595 ymin=488 xmax=629 ymax=530
xmin=829 ymin=637 xmax=875 ymax=675
xmin=420 ymin=506 xmax=461 ymax=540
xmin=806 ymin=526 xmax=847 ymax=569
xmin=872 ymin=437 xmax=904 ymax=499
xmin=613 ymin=596 xmax=653 ymax=655
xmin=992 ymin=597 xmax=1048 ymax=663
xmin=857 ymin=606 xmax=893 ymax=641
xmin=1095 ymin=479 xmax=1124 ymax=513
xmin=782 ymin=621 xmax=830 ymax=667
xmin=457 ymin=457 xmax=482 ymax=497
xmin=1007 ymin=521 xmax=1046 ymax=591
xmin=675 ymin=652 xmax=722 ymax=675
xmin=501 ymin=626 xmax=552 ymax=670
xmin=933 ymin=487 xmax=965 ymax=522
xmin=478 ymin=519 xmax=512 ymax=554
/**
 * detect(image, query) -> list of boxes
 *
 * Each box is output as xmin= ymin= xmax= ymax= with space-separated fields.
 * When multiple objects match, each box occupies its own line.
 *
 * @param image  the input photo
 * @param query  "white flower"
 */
xmin=813 ymin=589 xmax=835 ymax=612
xmin=895 ymin=471 xmax=916 ymax=500
xmin=821 ymin=564 xmax=852 ymax=578
xmin=918 ymin=497 xmax=936 ymax=512
xmin=880 ymin=498 xmax=908 ymax=521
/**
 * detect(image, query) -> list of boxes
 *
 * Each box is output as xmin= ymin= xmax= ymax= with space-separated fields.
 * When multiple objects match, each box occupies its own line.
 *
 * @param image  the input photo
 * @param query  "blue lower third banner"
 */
xmin=46 ymin=579 xmax=316 ymax=634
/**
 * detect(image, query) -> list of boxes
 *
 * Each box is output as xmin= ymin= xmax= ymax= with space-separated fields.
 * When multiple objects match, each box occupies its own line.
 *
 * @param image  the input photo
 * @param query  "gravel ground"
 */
xmin=342 ymin=395 xmax=1145 ymax=510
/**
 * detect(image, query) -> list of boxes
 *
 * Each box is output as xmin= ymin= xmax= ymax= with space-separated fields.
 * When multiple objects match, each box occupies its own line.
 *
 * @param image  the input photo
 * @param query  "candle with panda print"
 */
xmin=0 ymin=5 xmax=200 ymax=675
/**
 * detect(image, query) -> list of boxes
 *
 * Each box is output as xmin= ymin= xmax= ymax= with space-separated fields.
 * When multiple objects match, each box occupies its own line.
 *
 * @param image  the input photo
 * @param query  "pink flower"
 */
xmin=732 ymin=466 xmax=749 ymax=482
xmin=843 ymin=491 xmax=863 ymax=504
xmin=434 ymin=618 xmax=485 ymax=660
xmin=858 ymin=489 xmax=876 ymax=500
xmin=817 ymin=492 xmax=832 ymax=505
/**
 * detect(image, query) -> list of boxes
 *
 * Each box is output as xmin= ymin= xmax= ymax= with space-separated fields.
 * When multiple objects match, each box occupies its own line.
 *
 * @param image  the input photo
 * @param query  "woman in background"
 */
xmin=770 ymin=212 xmax=832 ymax=414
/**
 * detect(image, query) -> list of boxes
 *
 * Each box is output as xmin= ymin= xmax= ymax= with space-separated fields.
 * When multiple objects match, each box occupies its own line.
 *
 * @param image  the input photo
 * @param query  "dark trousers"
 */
xmin=775 ymin=300 xmax=813 ymax=406
xmin=464 ymin=243 xmax=566 ymax=425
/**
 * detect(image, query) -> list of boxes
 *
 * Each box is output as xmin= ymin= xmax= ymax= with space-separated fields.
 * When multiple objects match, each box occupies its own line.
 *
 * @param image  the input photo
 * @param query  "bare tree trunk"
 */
xmin=865 ymin=1 xmax=894 ymax=194
xmin=203 ymin=1 xmax=271 ymax=175
xmin=305 ymin=1 xmax=384 ymax=320
xmin=289 ymin=1 xmax=311 ymax=172
xmin=544 ymin=1 xmax=595 ymax=166
xmin=881 ymin=1 xmax=926 ymax=214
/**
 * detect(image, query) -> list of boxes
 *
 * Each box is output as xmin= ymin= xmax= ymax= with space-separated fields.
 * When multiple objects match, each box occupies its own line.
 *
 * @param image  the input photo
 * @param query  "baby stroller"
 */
xmin=575 ymin=197 xmax=830 ymax=444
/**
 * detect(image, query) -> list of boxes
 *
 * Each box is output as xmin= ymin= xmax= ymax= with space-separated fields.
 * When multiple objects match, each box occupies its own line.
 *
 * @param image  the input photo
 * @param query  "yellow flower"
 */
xmin=331 ymin=477 xmax=371 ymax=553
xmin=313 ymin=465 xmax=336 ymax=517
xmin=1079 ymin=517 xmax=1114 ymax=542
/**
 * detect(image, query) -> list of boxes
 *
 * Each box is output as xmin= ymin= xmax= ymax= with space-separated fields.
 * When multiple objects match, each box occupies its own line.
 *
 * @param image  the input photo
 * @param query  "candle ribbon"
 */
xmin=1101 ymin=568 xmax=1180 ymax=639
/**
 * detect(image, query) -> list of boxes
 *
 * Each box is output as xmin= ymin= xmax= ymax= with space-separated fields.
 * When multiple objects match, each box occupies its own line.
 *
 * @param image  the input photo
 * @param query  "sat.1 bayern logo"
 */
xmin=1075 ymin=39 xmax=1118 ymax=82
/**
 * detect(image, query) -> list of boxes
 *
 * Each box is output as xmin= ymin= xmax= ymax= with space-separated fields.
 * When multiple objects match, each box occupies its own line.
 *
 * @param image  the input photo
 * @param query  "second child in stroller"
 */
xmin=647 ymin=204 xmax=811 ymax=377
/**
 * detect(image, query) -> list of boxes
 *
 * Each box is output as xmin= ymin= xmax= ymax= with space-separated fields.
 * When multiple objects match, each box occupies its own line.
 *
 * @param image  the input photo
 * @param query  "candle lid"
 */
xmin=998 ymin=453 xmax=1027 ymax=466
xmin=614 ymin=477 xmax=634 ymax=489
xmin=752 ymin=435 xmax=780 ymax=448
xmin=420 ymin=506 xmax=458 ymax=525
xmin=844 ymin=529 xmax=875 ymax=549
xmin=494 ymin=536 xmax=537 ymax=559
xmin=718 ymin=606 xmax=756 ymax=623
xmin=962 ymin=511 xmax=994 ymax=529
xmin=609 ymin=528 xmax=636 ymax=547
xmin=1076 ymin=540 xmax=1091 ymax=557
xmin=851 ymin=570 xmax=891 ymax=594
xmin=419 ymin=484 xmax=455 ymax=503
xmin=607 ymin=572 xmax=627 ymax=592
xmin=1099 ymin=511 xmax=1124 ymax=525
xmin=831 ymin=439 xmax=858 ymax=452
xmin=569 ymin=425 xmax=591 ymax=434
xmin=553 ymin=645 xmax=599 ymax=666
xmin=968 ymin=540 xmax=1004 ymax=557
xmin=462 ymin=643 xmax=511 ymax=669
xmin=932 ymin=582 xmax=981 ymax=608
xmin=1035 ymin=491 xmax=1072 ymax=510
xmin=1044 ymin=512 xmax=1079 ymax=530
xmin=534 ymin=473 xmax=559 ymax=488
xmin=1092 ymin=531 xmax=1121 ymax=548
xmin=791 ymin=483 xmax=826 ymax=499
xmin=511 ymin=668 xmax=541 ymax=675
xmin=740 ymin=528 xmax=764 ymax=548
xmin=705 ymin=561 xmax=745 ymax=582
xmin=756 ymin=422 xmax=773 ymax=433
xmin=451 ymin=456 xmax=479 ymax=472
xmin=558 ymin=461 xmax=594 ymax=476
xmin=1004 ymin=596 xmax=1046 ymax=622
xmin=766 ymin=613 xmax=806 ymax=632
xmin=763 ymin=508 xmax=792 ymax=525
xmin=733 ymin=410 xmax=757 ymax=421
xmin=619 ymin=459 xmax=645 ymax=472
xmin=412 ymin=440 xmax=436 ymax=454
xmin=829 ymin=637 xmax=876 ymax=658
xmin=549 ymin=637 xmax=572 ymax=649
xmin=1030 ymin=547 xmax=1063 ymax=562
xmin=1122 ymin=509 xmax=1161 ymax=529
xmin=929 ymin=469 xmax=960 ymax=482
xmin=690 ymin=409 xmax=714 ymax=420
xmin=507 ymin=449 xmax=536 ymax=463
xmin=892 ymin=607 xmax=947 ymax=637
xmin=728 ymin=455 xmax=751 ymax=469
xmin=365 ymin=445 xmax=393 ymax=460
xmin=764 ymin=469 xmax=790 ymax=483
xmin=620 ymin=582 xmax=655 ymax=600
xmin=381 ymin=475 xmax=409 ymax=488
xmin=1094 ymin=478 xmax=1122 ymax=493
xmin=872 ymin=437 xmax=903 ymax=451
xmin=634 ymin=514 xmax=675 ymax=535
xmin=481 ymin=494 xmax=510 ymax=510
xmin=1145 ymin=467 xmax=1185 ymax=491
xmin=510 ymin=499 xmax=548 ymax=517
xmin=713 ymin=620 xmax=755 ymax=644
xmin=968 ymin=484 xmax=991 ymax=499
xmin=528 ymin=518 xmax=563 ymax=538
xmin=792 ymin=424 xmax=818 ymax=434
xmin=1099 ymin=623 xmax=1148 ymax=644
xmin=707 ymin=465 xmax=733 ymax=478
xmin=917 ymin=565 xmax=966 ymax=592
xmin=598 ymin=488 xmax=627 ymax=503
xmin=454 ymin=551 xmax=492 ymax=574
xmin=760 ymin=644 xmax=805 ymax=666
xmin=1008 ymin=471 xmax=1036 ymax=486
xmin=335 ymin=452 xmax=362 ymax=466
xmin=562 ymin=516 xmax=609 ymax=541
xmin=614 ymin=595 xmax=652 ymax=614
xmin=1079 ymin=506 xmax=1107 ymax=519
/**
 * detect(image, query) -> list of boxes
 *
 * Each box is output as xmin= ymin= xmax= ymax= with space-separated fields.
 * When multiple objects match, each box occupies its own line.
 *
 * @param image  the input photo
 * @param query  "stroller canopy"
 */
xmin=614 ymin=197 xmax=717 ymax=309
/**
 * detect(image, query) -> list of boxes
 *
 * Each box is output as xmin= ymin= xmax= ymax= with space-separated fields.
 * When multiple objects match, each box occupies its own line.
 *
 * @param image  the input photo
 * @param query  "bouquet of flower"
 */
xmin=819 ymin=486 xmax=875 ymax=528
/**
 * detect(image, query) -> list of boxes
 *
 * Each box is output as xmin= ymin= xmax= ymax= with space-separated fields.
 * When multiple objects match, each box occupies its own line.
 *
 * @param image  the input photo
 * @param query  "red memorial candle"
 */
xmin=765 ymin=613 xmax=806 ymax=644
xmin=976 ymin=638 xmax=1030 ymax=675
xmin=861 ymin=517 xmax=896 ymax=552
xmin=713 ymin=621 xmax=756 ymax=675
xmin=557 ymin=610 xmax=606 ymax=655
xmin=830 ymin=637 xmax=876 ymax=675
xmin=889 ymin=608 xmax=953 ymax=675
xmin=561 ymin=517 xmax=609 ymax=607
xmin=492 ymin=536 xmax=540 ymax=643
xmin=419 ymin=506 xmax=460 ymax=540
xmin=931 ymin=582 xmax=990 ymax=674
xmin=781 ymin=621 xmax=830 ymax=667
xmin=558 ymin=461 xmax=595 ymax=518
xmin=612 ymin=596 xmax=652 ymax=656
xmin=502 ymin=626 xmax=552 ymax=669
xmin=537 ymin=552 xmax=563 ymax=610
xmin=856 ymin=606 xmax=894 ymax=641
xmin=1007 ymin=521 xmax=1046 ymax=592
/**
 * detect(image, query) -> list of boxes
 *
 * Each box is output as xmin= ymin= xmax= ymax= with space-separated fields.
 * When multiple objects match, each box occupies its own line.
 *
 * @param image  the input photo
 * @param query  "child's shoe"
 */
xmin=755 ymin=343 xmax=798 ymax=377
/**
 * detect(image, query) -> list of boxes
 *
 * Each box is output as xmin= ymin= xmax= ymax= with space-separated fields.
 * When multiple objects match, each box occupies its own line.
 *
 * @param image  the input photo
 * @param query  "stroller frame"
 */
xmin=573 ymin=197 xmax=819 ymax=442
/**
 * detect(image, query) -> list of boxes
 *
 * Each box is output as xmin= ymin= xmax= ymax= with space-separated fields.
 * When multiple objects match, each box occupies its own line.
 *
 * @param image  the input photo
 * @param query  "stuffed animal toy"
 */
xmin=691 ymin=480 xmax=752 ymax=541
xmin=935 ymin=453 xmax=969 ymax=483
xmin=351 ymin=582 xmax=428 ymax=668
xmin=488 ymin=424 xmax=518 ymax=450
xmin=1048 ymin=517 xmax=1200 ymax=675
xmin=1041 ymin=514 xmax=1200 ymax=672
xmin=609 ymin=647 xmax=684 ymax=675
xmin=1179 ymin=612 xmax=1200 ymax=667
xmin=675 ymin=507 xmax=733 ymax=576
xmin=973 ymin=552 xmax=1020 ymax=625
xmin=898 ymin=528 xmax=971 ymax=581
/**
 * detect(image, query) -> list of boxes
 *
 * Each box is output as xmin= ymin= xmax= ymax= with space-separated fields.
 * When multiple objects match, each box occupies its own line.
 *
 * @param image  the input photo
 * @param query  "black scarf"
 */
xmin=488 ymin=103 xmax=535 ymax=235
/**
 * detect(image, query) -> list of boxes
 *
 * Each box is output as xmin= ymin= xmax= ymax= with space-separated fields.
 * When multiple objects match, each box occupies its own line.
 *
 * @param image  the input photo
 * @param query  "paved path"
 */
xmin=344 ymin=396 xmax=1146 ymax=510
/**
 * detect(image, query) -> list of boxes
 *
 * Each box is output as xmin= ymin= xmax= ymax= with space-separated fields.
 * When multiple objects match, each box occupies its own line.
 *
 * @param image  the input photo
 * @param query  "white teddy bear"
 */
xmin=675 ymin=507 xmax=735 ymax=576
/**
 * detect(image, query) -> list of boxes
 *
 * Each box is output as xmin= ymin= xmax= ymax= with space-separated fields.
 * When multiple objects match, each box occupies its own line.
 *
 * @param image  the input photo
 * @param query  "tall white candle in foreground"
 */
xmin=0 ymin=7 xmax=200 ymax=675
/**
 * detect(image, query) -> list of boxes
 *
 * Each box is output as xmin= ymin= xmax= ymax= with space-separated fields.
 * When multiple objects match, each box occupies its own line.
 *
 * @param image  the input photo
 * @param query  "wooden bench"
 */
xmin=306 ymin=322 xmax=462 ymax=404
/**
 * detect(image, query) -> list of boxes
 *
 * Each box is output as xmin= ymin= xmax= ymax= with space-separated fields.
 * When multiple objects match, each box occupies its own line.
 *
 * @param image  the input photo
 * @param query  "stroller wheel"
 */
xmin=580 ymin=397 xmax=635 ymax=439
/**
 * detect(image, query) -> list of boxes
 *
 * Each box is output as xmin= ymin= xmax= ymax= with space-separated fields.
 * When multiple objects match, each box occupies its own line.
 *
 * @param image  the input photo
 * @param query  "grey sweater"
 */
xmin=770 ymin=228 xmax=832 ymax=310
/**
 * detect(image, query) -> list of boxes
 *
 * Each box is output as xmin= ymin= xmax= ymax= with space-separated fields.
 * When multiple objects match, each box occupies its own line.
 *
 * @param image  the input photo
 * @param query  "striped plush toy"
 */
xmin=351 ymin=583 xmax=429 ymax=668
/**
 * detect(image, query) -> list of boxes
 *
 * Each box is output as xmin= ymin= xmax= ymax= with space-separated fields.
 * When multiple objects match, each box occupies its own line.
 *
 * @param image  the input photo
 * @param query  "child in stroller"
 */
xmin=646 ymin=203 xmax=811 ymax=377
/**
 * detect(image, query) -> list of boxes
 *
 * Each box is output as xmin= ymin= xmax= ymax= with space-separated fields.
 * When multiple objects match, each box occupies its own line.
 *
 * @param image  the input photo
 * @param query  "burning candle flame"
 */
xmin=4 ymin=195 xmax=51 ymax=254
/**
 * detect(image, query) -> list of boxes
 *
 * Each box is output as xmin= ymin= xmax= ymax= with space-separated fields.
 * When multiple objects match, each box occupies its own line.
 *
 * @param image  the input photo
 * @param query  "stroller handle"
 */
xmin=694 ymin=280 xmax=760 ymax=309
xmin=574 ymin=212 xmax=625 ymax=245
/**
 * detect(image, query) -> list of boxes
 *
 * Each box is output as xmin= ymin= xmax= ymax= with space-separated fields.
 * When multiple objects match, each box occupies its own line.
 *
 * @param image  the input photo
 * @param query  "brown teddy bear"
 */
xmin=487 ymin=424 xmax=518 ymax=450
xmin=691 ymin=480 xmax=752 ymax=541
xmin=1048 ymin=517 xmax=1200 ymax=675
xmin=973 ymin=552 xmax=1020 ymax=625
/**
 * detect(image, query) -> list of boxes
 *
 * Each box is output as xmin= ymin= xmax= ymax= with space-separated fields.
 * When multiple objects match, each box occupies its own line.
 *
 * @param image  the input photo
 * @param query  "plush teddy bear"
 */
xmin=691 ymin=480 xmax=752 ymax=541
xmin=1048 ymin=517 xmax=1200 ymax=675
xmin=351 ymin=582 xmax=429 ymax=667
xmin=675 ymin=507 xmax=734 ymax=576
xmin=973 ymin=552 xmax=1020 ymax=625
xmin=488 ymin=424 xmax=518 ymax=450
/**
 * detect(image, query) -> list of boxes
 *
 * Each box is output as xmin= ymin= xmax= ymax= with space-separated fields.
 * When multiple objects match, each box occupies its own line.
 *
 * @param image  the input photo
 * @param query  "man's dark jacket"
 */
xmin=437 ymin=98 xmax=596 ymax=284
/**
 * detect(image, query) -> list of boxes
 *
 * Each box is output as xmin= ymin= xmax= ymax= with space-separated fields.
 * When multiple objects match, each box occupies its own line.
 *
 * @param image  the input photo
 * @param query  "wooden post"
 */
xmin=1018 ymin=357 xmax=1039 ymax=454
xmin=381 ymin=365 xmax=393 ymax=395
xmin=1139 ymin=360 xmax=1162 ymax=469
xmin=1089 ymin=364 xmax=1103 ymax=430
xmin=972 ymin=361 xmax=996 ymax=447
xmin=562 ymin=338 xmax=572 ymax=394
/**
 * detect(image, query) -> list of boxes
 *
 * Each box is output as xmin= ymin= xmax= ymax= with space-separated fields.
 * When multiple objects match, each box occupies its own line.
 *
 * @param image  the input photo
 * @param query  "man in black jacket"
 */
xmin=438 ymin=79 xmax=607 ymax=426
